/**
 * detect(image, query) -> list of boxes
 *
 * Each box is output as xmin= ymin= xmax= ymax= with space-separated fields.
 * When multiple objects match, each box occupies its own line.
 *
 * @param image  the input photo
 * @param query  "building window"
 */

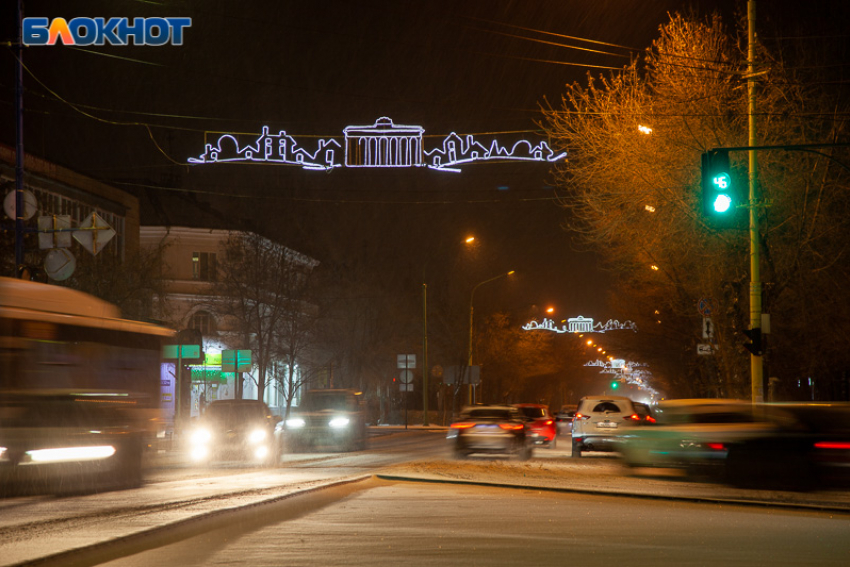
xmin=190 ymin=310 xmax=216 ymax=335
xmin=192 ymin=252 xmax=217 ymax=281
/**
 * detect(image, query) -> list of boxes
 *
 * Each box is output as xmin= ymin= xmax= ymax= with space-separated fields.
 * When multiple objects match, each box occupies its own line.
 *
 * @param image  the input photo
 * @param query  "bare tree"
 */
xmin=214 ymin=232 xmax=319 ymax=408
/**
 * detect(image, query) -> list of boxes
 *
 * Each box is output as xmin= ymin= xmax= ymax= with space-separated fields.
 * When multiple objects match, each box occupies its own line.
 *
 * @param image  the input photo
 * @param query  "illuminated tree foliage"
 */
xmin=542 ymin=13 xmax=850 ymax=399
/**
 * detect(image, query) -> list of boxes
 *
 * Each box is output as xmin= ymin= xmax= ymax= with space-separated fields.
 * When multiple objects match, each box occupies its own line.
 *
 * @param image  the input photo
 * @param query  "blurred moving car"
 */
xmin=448 ymin=405 xmax=531 ymax=460
xmin=724 ymin=402 xmax=850 ymax=490
xmin=188 ymin=399 xmax=280 ymax=466
xmin=283 ymin=389 xmax=368 ymax=452
xmin=571 ymin=395 xmax=640 ymax=457
xmin=634 ymin=402 xmax=657 ymax=424
xmin=512 ymin=403 xmax=557 ymax=449
xmin=555 ymin=405 xmax=577 ymax=437
xmin=619 ymin=399 xmax=776 ymax=479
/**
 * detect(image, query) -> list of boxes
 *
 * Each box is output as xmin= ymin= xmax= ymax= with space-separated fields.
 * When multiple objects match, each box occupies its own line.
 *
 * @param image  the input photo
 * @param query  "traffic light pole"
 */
xmin=747 ymin=0 xmax=764 ymax=403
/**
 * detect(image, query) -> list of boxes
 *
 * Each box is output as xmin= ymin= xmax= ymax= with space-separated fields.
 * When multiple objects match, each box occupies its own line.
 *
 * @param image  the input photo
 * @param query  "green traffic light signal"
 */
xmin=701 ymin=150 xmax=739 ymax=226
xmin=610 ymin=381 xmax=619 ymax=390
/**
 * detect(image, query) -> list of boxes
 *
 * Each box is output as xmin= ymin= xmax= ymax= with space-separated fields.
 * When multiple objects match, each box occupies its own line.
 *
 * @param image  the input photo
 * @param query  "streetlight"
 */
xmin=467 ymin=269 xmax=515 ymax=404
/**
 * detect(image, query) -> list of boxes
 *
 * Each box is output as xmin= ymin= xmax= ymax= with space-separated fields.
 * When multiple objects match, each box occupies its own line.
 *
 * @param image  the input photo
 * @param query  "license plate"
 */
xmin=475 ymin=424 xmax=498 ymax=429
xmin=597 ymin=421 xmax=618 ymax=429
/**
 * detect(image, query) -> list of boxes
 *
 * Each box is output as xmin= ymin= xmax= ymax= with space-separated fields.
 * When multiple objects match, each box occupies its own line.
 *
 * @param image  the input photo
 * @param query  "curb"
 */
xmin=375 ymin=474 xmax=850 ymax=515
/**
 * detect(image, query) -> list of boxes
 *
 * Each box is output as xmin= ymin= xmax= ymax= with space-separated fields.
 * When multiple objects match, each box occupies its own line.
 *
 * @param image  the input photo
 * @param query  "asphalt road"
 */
xmin=2 ymin=428 xmax=849 ymax=567
xmin=101 ymin=477 xmax=850 ymax=567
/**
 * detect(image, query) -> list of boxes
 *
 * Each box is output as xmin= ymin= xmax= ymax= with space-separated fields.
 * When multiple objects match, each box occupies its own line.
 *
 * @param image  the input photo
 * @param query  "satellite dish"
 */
xmin=44 ymin=248 xmax=77 ymax=281
xmin=4 ymin=189 xmax=38 ymax=221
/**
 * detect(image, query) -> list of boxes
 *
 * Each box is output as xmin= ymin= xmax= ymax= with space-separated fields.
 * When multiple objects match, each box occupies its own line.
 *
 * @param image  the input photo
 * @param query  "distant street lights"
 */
xmin=467 ymin=269 xmax=515 ymax=404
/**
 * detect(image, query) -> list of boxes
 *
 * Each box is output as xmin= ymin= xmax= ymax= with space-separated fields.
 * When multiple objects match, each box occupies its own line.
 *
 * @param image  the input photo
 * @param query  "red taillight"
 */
xmin=706 ymin=443 xmax=726 ymax=451
xmin=544 ymin=420 xmax=554 ymax=426
xmin=624 ymin=414 xmax=640 ymax=421
xmin=645 ymin=415 xmax=657 ymax=423
xmin=451 ymin=422 xmax=475 ymax=429
xmin=499 ymin=423 xmax=524 ymax=431
xmin=815 ymin=441 xmax=850 ymax=450
xmin=574 ymin=413 xmax=590 ymax=420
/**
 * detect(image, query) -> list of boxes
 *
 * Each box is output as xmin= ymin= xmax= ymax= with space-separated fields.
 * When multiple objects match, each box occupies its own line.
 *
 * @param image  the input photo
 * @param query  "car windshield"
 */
xmin=300 ymin=393 xmax=352 ymax=411
xmin=206 ymin=403 xmax=265 ymax=424
xmin=463 ymin=408 xmax=514 ymax=421
xmin=517 ymin=407 xmax=546 ymax=419
xmin=591 ymin=402 xmax=624 ymax=413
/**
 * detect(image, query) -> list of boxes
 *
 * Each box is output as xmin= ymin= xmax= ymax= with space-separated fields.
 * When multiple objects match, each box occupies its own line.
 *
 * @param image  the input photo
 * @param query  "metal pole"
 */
xmin=14 ymin=0 xmax=25 ymax=272
xmin=748 ymin=0 xmax=764 ymax=403
xmin=467 ymin=271 xmax=514 ymax=405
xmin=422 ymin=282 xmax=429 ymax=426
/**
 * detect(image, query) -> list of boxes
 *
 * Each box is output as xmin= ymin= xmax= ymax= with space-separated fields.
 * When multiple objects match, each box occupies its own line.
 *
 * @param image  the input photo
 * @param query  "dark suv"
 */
xmin=283 ymin=389 xmax=368 ymax=452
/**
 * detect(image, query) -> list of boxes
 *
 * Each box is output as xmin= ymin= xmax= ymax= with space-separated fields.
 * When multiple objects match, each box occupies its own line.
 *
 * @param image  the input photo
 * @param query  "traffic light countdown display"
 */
xmin=701 ymin=149 xmax=741 ymax=226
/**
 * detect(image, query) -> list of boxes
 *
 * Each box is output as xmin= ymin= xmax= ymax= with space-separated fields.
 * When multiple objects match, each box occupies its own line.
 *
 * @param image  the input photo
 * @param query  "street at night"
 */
xmin=3 ymin=1 xmax=850 ymax=565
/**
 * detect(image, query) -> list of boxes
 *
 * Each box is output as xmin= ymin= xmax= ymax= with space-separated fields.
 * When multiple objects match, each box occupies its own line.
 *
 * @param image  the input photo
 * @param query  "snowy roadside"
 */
xmin=379 ymin=456 xmax=850 ymax=512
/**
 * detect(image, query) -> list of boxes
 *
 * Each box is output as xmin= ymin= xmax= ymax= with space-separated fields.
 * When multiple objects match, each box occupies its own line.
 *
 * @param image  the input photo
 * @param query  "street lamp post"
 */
xmin=467 ymin=270 xmax=514 ymax=404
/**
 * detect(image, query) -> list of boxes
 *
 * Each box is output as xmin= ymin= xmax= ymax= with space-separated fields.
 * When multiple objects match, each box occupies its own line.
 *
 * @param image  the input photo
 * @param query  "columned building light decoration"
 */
xmin=189 ymin=117 xmax=566 ymax=172
xmin=522 ymin=316 xmax=638 ymax=334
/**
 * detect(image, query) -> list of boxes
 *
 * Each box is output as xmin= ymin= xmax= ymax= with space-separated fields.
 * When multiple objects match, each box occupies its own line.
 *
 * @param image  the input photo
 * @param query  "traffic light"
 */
xmin=610 ymin=380 xmax=619 ymax=390
xmin=742 ymin=328 xmax=762 ymax=356
xmin=701 ymin=150 xmax=740 ymax=226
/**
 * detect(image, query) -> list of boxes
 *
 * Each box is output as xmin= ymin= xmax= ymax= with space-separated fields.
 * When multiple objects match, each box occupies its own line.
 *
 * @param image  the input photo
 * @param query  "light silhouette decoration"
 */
xmin=188 ymin=117 xmax=566 ymax=172
xmin=521 ymin=316 xmax=638 ymax=334
xmin=585 ymin=359 xmax=657 ymax=397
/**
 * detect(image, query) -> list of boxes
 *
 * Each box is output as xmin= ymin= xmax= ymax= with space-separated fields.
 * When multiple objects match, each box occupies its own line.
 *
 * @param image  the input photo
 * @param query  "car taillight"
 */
xmin=544 ymin=420 xmax=554 ymax=426
xmin=814 ymin=441 xmax=850 ymax=450
xmin=706 ymin=443 xmax=726 ymax=451
xmin=623 ymin=414 xmax=641 ymax=421
xmin=574 ymin=413 xmax=590 ymax=420
xmin=645 ymin=415 xmax=657 ymax=423
xmin=499 ymin=423 xmax=524 ymax=431
xmin=451 ymin=422 xmax=475 ymax=429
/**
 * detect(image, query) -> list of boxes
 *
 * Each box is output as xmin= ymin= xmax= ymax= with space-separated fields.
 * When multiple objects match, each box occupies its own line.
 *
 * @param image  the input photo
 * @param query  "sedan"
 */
xmin=513 ymin=403 xmax=558 ymax=449
xmin=448 ymin=405 xmax=531 ymax=460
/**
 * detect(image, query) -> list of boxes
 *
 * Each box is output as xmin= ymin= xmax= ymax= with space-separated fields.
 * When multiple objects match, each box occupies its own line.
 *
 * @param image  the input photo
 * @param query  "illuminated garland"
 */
xmin=521 ymin=316 xmax=637 ymax=334
xmin=188 ymin=117 xmax=566 ymax=172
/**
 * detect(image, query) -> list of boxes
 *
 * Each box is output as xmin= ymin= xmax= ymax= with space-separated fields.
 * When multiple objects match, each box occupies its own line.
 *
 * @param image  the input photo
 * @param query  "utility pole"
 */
xmin=422 ymin=282 xmax=429 ymax=426
xmin=14 ymin=0 xmax=26 ymax=271
xmin=748 ymin=0 xmax=765 ymax=402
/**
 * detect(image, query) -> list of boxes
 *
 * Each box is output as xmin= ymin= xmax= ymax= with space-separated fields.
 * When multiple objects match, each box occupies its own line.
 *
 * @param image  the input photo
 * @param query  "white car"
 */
xmin=571 ymin=396 xmax=641 ymax=457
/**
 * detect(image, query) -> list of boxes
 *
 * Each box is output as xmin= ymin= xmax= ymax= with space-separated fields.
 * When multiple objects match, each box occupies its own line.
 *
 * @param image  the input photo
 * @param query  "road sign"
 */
xmin=73 ymin=212 xmax=116 ymax=255
xmin=399 ymin=369 xmax=414 ymax=384
xmin=222 ymin=349 xmax=252 ymax=372
xmin=702 ymin=317 xmax=714 ymax=340
xmin=698 ymin=298 xmax=713 ymax=317
xmin=38 ymin=215 xmax=72 ymax=249
xmin=397 ymin=354 xmax=416 ymax=369
xmin=162 ymin=344 xmax=201 ymax=359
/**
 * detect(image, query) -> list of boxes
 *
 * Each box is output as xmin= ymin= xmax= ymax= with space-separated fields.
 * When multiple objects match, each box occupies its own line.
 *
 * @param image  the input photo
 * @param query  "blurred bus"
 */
xmin=0 ymin=277 xmax=174 ymax=495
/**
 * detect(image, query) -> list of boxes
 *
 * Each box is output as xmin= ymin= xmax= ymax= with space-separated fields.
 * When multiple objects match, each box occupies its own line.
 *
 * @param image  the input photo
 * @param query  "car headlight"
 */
xmin=286 ymin=417 xmax=306 ymax=429
xmin=329 ymin=417 xmax=350 ymax=429
xmin=248 ymin=428 xmax=267 ymax=444
xmin=190 ymin=428 xmax=212 ymax=445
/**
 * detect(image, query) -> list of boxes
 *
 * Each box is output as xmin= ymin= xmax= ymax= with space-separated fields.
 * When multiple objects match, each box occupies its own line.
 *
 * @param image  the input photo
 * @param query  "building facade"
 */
xmin=140 ymin=226 xmax=319 ymax=419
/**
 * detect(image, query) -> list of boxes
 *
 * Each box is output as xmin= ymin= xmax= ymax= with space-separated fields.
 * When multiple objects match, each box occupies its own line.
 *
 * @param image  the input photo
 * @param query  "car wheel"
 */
xmin=571 ymin=438 xmax=582 ymax=458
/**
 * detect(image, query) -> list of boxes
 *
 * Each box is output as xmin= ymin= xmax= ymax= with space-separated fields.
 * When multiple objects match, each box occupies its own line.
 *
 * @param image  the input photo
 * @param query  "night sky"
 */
xmin=3 ymin=0 xmax=837 ymax=321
